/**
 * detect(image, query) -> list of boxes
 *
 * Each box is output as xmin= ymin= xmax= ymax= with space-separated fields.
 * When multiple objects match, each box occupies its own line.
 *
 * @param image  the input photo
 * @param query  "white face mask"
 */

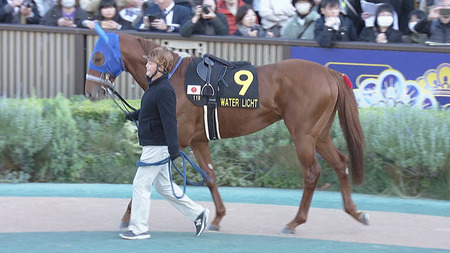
xmin=295 ymin=2 xmax=311 ymax=15
xmin=61 ymin=0 xmax=76 ymax=8
xmin=408 ymin=21 xmax=417 ymax=32
xmin=377 ymin=16 xmax=393 ymax=27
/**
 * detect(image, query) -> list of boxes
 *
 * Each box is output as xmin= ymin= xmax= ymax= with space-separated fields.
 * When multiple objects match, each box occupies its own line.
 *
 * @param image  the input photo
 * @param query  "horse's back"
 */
xmin=256 ymin=58 xmax=338 ymax=103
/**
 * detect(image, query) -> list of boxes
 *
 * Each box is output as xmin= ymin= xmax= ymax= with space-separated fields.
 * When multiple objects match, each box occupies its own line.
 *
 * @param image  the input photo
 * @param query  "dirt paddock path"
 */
xmin=0 ymin=184 xmax=449 ymax=253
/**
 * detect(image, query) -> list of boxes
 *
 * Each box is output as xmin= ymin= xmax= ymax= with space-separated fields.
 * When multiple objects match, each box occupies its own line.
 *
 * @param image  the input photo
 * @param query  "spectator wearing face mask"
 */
xmin=402 ymin=9 xmax=428 ymax=44
xmin=359 ymin=3 xmax=402 ymax=43
xmin=40 ymin=0 xmax=89 ymax=27
xmin=281 ymin=0 xmax=320 ymax=39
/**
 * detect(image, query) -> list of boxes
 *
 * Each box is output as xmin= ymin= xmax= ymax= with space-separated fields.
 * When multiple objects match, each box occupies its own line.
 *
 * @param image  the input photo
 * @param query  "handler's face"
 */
xmin=146 ymin=59 xmax=158 ymax=77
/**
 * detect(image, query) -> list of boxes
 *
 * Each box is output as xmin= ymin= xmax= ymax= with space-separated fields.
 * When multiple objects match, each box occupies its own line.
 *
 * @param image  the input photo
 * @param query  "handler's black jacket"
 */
xmin=129 ymin=74 xmax=180 ymax=157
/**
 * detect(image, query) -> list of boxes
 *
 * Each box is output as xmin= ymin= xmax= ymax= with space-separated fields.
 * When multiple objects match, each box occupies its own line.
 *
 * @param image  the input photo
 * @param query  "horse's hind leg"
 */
xmin=316 ymin=131 xmax=370 ymax=225
xmin=282 ymin=134 xmax=322 ymax=234
xmin=190 ymin=139 xmax=226 ymax=231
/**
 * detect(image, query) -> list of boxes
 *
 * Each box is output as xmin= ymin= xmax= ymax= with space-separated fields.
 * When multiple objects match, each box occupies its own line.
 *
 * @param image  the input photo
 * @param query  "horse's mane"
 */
xmin=136 ymin=36 xmax=195 ymax=62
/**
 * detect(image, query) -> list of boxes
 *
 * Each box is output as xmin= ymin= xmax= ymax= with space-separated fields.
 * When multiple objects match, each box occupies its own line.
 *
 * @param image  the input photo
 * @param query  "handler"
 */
xmin=120 ymin=47 xmax=209 ymax=240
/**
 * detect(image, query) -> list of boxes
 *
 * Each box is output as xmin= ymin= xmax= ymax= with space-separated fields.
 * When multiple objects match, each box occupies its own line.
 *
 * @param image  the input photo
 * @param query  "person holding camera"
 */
xmin=40 ymin=0 xmax=89 ymax=27
xmin=120 ymin=47 xmax=209 ymax=240
xmin=1 ymin=0 xmax=41 ymax=24
xmin=414 ymin=0 xmax=450 ymax=43
xmin=134 ymin=0 xmax=190 ymax=33
xmin=180 ymin=0 xmax=229 ymax=37
xmin=233 ymin=4 xmax=274 ymax=37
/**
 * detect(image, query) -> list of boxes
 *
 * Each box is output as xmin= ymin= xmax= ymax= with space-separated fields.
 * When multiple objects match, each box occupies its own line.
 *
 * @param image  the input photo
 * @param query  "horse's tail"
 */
xmin=330 ymin=70 xmax=365 ymax=185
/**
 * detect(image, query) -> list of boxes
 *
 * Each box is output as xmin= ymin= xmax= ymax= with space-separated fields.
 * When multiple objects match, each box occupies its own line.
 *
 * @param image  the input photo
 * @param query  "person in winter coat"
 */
xmin=314 ymin=0 xmax=357 ymax=47
xmin=120 ymin=47 xmax=209 ymax=240
xmin=414 ymin=0 xmax=450 ymax=43
xmin=258 ymin=0 xmax=296 ymax=37
xmin=216 ymin=0 xmax=246 ymax=34
xmin=281 ymin=0 xmax=320 ymax=39
xmin=180 ymin=0 xmax=229 ymax=37
xmin=359 ymin=3 xmax=403 ymax=43
xmin=233 ymin=4 xmax=274 ymax=37
xmin=82 ymin=0 xmax=132 ymax=29
xmin=402 ymin=9 xmax=428 ymax=44
xmin=40 ymin=0 xmax=89 ymax=27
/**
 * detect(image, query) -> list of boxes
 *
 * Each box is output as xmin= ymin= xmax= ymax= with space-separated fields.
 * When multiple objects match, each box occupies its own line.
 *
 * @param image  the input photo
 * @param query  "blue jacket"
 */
xmin=134 ymin=2 xmax=190 ymax=33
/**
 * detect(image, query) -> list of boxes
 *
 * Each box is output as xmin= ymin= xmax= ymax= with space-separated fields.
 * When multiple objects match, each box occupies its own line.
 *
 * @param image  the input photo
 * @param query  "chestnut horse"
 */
xmin=85 ymin=32 xmax=368 ymax=234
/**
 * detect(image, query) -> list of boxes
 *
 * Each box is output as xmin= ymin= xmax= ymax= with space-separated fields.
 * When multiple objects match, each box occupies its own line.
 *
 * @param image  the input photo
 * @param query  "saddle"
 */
xmin=185 ymin=54 xmax=258 ymax=141
xmin=196 ymin=54 xmax=250 ymax=97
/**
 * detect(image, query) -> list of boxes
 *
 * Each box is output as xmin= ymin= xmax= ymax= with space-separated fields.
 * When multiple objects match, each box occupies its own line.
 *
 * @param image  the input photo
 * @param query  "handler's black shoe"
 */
xmin=194 ymin=208 xmax=209 ymax=236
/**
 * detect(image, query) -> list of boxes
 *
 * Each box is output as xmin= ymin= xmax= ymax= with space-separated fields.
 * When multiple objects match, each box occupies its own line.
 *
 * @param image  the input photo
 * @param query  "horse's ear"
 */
xmin=94 ymin=22 xmax=109 ymax=44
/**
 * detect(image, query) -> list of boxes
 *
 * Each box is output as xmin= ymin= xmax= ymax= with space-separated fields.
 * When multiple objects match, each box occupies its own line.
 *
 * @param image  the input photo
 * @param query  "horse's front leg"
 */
xmin=190 ymin=139 xmax=225 ymax=231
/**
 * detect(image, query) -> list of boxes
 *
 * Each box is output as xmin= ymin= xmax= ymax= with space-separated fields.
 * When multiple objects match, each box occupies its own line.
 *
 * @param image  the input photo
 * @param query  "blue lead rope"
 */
xmin=136 ymin=151 xmax=211 ymax=199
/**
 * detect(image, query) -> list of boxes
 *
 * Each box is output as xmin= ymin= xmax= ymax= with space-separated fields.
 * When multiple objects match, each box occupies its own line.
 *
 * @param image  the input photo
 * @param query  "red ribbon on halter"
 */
xmin=342 ymin=74 xmax=352 ymax=89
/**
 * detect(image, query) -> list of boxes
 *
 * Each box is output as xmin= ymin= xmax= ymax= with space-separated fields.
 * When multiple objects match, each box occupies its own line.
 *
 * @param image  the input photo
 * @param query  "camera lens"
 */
xmin=202 ymin=5 xmax=210 ymax=14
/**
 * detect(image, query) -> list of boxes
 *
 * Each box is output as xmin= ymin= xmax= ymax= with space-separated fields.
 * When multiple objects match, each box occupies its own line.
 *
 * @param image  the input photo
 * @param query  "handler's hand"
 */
xmin=170 ymin=152 xmax=181 ymax=161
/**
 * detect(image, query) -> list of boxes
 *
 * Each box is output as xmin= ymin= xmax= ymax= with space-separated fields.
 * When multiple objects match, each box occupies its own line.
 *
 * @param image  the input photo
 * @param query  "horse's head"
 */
xmin=85 ymin=23 xmax=125 ymax=100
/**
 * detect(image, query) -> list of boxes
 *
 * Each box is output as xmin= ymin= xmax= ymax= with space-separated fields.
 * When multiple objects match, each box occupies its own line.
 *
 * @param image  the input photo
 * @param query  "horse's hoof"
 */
xmin=207 ymin=224 xmax=220 ymax=231
xmin=358 ymin=212 xmax=370 ymax=225
xmin=279 ymin=226 xmax=295 ymax=235
xmin=119 ymin=221 xmax=129 ymax=231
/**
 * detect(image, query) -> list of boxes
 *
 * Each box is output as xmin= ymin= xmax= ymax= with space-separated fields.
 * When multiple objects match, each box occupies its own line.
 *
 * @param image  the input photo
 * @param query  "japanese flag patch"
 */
xmin=187 ymin=85 xmax=201 ymax=95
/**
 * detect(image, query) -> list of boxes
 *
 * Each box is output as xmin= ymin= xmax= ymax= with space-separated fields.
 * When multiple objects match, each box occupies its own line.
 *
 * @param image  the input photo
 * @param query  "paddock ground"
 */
xmin=0 ymin=183 xmax=449 ymax=253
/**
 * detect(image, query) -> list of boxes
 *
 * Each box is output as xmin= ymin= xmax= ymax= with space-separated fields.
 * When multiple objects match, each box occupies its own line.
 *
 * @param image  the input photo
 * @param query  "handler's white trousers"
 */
xmin=129 ymin=145 xmax=205 ymax=234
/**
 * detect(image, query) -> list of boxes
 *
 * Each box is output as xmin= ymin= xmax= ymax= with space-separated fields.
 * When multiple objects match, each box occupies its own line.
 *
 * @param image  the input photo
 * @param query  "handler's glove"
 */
xmin=170 ymin=152 xmax=181 ymax=161
xmin=125 ymin=111 xmax=138 ymax=121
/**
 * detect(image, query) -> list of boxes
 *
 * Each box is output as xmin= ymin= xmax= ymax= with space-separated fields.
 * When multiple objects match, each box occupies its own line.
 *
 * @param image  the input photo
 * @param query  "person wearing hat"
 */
xmin=281 ymin=0 xmax=320 ymax=39
xmin=120 ymin=47 xmax=209 ymax=240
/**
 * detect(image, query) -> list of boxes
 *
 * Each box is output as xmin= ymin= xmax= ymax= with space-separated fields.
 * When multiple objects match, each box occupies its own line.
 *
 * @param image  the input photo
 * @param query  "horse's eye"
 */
xmin=93 ymin=52 xmax=105 ymax=66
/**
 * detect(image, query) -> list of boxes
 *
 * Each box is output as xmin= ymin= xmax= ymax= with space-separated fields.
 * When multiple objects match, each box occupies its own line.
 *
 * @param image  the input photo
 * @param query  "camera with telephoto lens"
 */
xmin=251 ymin=25 xmax=266 ymax=37
xmin=22 ymin=0 xmax=35 ymax=8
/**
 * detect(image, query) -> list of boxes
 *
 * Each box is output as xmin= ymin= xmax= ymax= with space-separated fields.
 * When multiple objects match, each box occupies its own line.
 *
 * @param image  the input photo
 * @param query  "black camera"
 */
xmin=202 ymin=5 xmax=210 ymax=14
xmin=147 ymin=13 xmax=161 ymax=23
xmin=251 ymin=25 xmax=266 ymax=37
xmin=22 ymin=0 xmax=34 ymax=8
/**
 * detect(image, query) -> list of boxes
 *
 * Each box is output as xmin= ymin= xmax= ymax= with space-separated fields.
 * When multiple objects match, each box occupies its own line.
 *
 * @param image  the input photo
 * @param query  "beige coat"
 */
xmin=259 ymin=0 xmax=296 ymax=30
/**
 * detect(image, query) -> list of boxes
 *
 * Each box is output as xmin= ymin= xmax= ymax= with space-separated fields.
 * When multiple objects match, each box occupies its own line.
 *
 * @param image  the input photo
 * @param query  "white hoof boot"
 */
xmin=358 ymin=212 xmax=370 ymax=225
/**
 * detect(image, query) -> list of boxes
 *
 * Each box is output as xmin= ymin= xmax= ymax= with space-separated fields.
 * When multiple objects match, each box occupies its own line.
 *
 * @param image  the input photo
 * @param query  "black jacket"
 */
xmin=358 ymin=26 xmax=403 ymax=43
xmin=134 ymin=2 xmax=190 ymax=33
xmin=129 ymin=74 xmax=180 ymax=157
xmin=0 ymin=0 xmax=41 ymax=24
xmin=40 ymin=6 xmax=89 ymax=27
xmin=180 ymin=12 xmax=229 ymax=37
xmin=95 ymin=13 xmax=133 ymax=30
xmin=314 ymin=15 xmax=358 ymax=47
xmin=415 ymin=18 xmax=450 ymax=43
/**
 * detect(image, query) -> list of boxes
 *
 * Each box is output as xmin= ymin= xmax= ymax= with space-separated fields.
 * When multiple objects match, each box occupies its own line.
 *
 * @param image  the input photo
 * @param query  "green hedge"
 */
xmin=0 ymin=96 xmax=449 ymax=200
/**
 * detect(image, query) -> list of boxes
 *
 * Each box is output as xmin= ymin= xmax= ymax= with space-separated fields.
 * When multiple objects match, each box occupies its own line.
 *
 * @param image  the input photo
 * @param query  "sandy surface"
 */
xmin=1 ymin=197 xmax=449 ymax=250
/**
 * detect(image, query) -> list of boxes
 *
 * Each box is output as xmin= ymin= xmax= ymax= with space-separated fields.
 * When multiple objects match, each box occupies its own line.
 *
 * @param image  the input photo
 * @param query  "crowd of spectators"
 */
xmin=1 ymin=0 xmax=450 ymax=45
